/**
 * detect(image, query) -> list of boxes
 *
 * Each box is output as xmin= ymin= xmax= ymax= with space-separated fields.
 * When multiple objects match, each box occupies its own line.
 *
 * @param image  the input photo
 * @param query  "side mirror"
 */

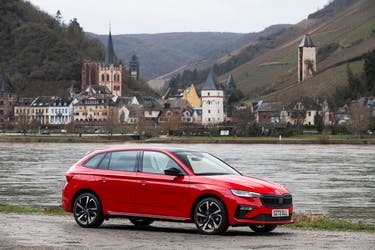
xmin=164 ymin=167 xmax=185 ymax=176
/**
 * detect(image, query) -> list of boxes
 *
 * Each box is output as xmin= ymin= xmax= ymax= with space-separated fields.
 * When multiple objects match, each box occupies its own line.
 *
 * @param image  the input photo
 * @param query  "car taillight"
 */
xmin=66 ymin=173 xmax=74 ymax=182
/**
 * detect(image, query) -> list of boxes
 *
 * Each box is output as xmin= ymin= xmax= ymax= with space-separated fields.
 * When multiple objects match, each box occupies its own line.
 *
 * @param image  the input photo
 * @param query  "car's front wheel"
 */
xmin=129 ymin=218 xmax=154 ymax=226
xmin=194 ymin=197 xmax=228 ymax=234
xmin=249 ymin=224 xmax=277 ymax=233
xmin=73 ymin=192 xmax=104 ymax=228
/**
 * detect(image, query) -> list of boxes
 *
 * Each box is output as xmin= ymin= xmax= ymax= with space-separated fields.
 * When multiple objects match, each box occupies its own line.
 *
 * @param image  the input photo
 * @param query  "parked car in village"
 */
xmin=40 ymin=130 xmax=50 ymax=135
xmin=62 ymin=147 xmax=293 ymax=234
xmin=0 ymin=129 xmax=5 ymax=134
xmin=16 ymin=129 xmax=27 ymax=134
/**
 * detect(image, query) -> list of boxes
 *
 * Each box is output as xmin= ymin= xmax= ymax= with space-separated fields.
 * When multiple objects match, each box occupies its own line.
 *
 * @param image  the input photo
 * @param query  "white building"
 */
xmin=201 ymin=71 xmax=224 ymax=125
xmin=49 ymin=98 xmax=74 ymax=125
xmin=298 ymin=34 xmax=316 ymax=82
xmin=14 ymin=96 xmax=73 ymax=125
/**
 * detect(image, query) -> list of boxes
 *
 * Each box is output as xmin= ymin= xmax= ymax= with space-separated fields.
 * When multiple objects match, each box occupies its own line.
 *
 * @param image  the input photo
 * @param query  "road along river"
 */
xmin=0 ymin=143 xmax=374 ymax=224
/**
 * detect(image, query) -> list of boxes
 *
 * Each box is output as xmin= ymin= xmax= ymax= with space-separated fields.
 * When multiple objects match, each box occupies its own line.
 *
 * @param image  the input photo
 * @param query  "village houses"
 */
xmin=6 ymin=30 xmax=375 ymax=135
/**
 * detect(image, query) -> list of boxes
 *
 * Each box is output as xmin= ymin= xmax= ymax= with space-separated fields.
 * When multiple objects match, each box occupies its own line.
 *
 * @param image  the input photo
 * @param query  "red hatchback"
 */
xmin=62 ymin=147 xmax=293 ymax=234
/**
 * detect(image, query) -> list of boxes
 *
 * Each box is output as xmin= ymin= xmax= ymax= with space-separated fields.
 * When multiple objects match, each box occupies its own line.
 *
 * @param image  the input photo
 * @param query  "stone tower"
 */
xmin=129 ymin=53 xmax=140 ymax=80
xmin=201 ymin=71 xmax=224 ymax=125
xmin=98 ymin=31 xmax=122 ymax=96
xmin=81 ymin=31 xmax=122 ymax=96
xmin=81 ymin=61 xmax=100 ymax=91
xmin=298 ymin=34 xmax=316 ymax=82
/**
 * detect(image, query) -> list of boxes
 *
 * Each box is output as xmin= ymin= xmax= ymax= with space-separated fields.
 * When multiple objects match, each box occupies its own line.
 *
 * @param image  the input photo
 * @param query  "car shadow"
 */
xmin=99 ymin=223 xmax=292 ymax=237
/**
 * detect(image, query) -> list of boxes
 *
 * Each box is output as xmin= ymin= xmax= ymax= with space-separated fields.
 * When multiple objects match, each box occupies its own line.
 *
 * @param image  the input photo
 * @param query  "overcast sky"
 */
xmin=29 ymin=0 xmax=330 ymax=35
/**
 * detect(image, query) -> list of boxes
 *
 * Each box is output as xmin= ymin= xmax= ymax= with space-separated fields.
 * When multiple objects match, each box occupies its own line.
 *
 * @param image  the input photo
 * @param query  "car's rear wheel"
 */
xmin=129 ymin=218 xmax=154 ymax=226
xmin=73 ymin=192 xmax=104 ymax=228
xmin=249 ymin=224 xmax=277 ymax=233
xmin=194 ymin=197 xmax=228 ymax=234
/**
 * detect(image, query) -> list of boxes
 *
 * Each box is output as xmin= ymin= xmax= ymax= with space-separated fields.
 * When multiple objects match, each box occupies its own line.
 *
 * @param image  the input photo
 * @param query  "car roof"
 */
xmin=92 ymin=146 xmax=199 ymax=154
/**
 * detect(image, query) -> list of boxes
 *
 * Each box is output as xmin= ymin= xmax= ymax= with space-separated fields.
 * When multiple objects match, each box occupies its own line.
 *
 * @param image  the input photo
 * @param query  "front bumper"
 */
xmin=227 ymin=195 xmax=294 ymax=226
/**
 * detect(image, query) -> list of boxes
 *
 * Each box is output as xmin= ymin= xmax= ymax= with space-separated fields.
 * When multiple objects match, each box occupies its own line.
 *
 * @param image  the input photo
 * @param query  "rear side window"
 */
xmin=98 ymin=153 xmax=111 ymax=169
xmin=108 ymin=151 xmax=138 ymax=172
xmin=84 ymin=153 xmax=105 ymax=168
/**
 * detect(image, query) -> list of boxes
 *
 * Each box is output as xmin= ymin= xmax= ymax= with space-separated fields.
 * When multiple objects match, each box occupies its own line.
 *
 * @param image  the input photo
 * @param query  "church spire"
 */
xmin=202 ymin=70 xmax=218 ymax=90
xmin=105 ymin=29 xmax=116 ymax=66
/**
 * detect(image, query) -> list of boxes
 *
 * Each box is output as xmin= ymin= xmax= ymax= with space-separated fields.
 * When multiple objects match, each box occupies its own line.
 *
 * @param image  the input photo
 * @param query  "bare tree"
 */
xmin=349 ymin=101 xmax=369 ymax=137
xmin=104 ymin=109 xmax=119 ymax=136
xmin=232 ymin=108 xmax=255 ymax=136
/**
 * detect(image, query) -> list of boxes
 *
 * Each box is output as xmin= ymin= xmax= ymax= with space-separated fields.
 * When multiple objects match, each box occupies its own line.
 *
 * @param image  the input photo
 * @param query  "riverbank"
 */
xmin=1 ymin=134 xmax=374 ymax=144
xmin=1 ymin=204 xmax=374 ymax=232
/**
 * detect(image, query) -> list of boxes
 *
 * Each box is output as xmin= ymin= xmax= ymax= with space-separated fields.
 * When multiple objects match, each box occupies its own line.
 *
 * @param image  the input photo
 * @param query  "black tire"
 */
xmin=129 ymin=218 xmax=154 ymax=226
xmin=249 ymin=224 xmax=277 ymax=233
xmin=73 ymin=192 xmax=104 ymax=228
xmin=194 ymin=197 xmax=228 ymax=234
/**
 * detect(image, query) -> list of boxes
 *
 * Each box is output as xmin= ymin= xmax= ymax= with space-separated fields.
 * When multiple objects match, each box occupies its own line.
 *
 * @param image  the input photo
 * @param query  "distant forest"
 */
xmin=0 ymin=0 xmax=106 ymax=96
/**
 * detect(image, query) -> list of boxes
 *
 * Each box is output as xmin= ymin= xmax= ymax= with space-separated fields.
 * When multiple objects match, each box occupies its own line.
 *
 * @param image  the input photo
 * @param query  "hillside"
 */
xmin=0 ymin=0 xmax=104 ymax=96
xmin=91 ymin=24 xmax=291 ymax=81
xmin=215 ymin=0 xmax=375 ymax=102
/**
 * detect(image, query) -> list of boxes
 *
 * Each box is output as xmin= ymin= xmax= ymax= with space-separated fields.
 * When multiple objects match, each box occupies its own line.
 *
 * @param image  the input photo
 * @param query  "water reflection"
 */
xmin=0 ymin=143 xmax=374 ymax=224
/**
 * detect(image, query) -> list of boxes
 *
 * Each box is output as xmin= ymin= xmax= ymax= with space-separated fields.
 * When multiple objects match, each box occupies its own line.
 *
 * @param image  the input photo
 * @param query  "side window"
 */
xmin=84 ymin=153 xmax=105 ymax=168
xmin=108 ymin=151 xmax=138 ymax=172
xmin=98 ymin=153 xmax=111 ymax=169
xmin=142 ymin=151 xmax=182 ymax=175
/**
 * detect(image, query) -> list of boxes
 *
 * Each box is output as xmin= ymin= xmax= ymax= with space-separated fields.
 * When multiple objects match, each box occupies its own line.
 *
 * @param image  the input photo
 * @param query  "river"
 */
xmin=0 ymin=143 xmax=374 ymax=224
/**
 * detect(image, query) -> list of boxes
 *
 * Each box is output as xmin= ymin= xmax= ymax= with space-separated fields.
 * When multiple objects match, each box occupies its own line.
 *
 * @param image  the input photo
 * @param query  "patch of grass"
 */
xmin=285 ymin=213 xmax=375 ymax=232
xmin=0 ymin=204 xmax=68 ymax=216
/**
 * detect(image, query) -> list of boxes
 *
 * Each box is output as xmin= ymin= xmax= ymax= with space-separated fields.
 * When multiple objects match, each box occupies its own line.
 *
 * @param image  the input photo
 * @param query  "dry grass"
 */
xmin=289 ymin=213 xmax=375 ymax=232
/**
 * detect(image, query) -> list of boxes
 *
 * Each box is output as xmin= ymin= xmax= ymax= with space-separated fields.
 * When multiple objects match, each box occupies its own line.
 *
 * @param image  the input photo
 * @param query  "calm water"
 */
xmin=0 ymin=142 xmax=374 ymax=224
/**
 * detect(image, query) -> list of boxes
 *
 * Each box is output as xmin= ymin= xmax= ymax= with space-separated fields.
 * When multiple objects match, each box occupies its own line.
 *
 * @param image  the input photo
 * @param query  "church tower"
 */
xmin=298 ymin=34 xmax=316 ymax=82
xmin=201 ymin=71 xmax=224 ymax=125
xmin=129 ymin=53 xmax=140 ymax=80
xmin=98 ymin=30 xmax=122 ymax=96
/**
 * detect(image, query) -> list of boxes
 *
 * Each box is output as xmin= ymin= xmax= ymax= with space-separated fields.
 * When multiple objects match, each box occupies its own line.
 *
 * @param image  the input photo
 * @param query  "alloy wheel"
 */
xmin=194 ymin=198 xmax=228 ymax=234
xmin=73 ymin=193 xmax=104 ymax=228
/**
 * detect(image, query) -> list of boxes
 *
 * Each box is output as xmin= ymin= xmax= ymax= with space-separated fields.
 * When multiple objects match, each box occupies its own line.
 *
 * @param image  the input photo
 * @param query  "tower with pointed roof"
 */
xmin=81 ymin=30 xmax=122 ymax=96
xmin=98 ymin=30 xmax=122 ymax=96
xmin=298 ymin=34 xmax=316 ymax=82
xmin=201 ymin=71 xmax=224 ymax=125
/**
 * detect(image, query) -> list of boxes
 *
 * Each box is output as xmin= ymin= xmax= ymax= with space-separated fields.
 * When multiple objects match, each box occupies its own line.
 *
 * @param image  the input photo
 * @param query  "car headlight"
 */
xmin=231 ymin=189 xmax=261 ymax=198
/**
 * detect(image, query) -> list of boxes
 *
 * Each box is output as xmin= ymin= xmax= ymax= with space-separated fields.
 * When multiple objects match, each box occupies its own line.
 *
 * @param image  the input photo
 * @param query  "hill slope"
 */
xmin=216 ymin=0 xmax=375 ymax=102
xmin=91 ymin=24 xmax=291 ymax=81
xmin=0 ymin=0 xmax=104 ymax=96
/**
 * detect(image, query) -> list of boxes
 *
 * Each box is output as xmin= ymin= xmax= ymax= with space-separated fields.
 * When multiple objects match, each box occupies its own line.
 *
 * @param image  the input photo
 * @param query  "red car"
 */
xmin=62 ymin=147 xmax=293 ymax=234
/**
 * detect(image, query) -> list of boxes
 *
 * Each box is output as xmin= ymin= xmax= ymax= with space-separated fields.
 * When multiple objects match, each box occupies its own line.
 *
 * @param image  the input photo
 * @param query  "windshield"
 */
xmin=173 ymin=151 xmax=241 ymax=176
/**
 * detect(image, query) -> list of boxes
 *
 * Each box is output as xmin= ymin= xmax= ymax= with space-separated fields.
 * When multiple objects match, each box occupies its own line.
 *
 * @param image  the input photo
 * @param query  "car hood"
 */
xmin=199 ymin=175 xmax=289 ymax=195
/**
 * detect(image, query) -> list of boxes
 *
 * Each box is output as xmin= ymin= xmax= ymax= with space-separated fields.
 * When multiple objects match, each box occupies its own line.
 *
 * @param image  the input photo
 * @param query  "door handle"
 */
xmin=139 ymin=181 xmax=147 ymax=187
xmin=99 ymin=178 xmax=107 ymax=183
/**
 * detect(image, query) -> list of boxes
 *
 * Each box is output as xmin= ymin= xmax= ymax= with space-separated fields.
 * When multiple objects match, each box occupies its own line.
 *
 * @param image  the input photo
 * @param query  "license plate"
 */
xmin=272 ymin=209 xmax=289 ymax=217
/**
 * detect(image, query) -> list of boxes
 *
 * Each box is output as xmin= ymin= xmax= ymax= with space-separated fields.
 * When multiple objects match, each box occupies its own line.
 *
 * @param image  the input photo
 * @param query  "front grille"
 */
xmin=261 ymin=194 xmax=292 ymax=208
xmin=250 ymin=214 xmax=292 ymax=222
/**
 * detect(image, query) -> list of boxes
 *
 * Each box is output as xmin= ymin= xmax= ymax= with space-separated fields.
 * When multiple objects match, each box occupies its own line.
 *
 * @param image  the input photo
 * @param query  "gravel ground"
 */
xmin=1 ymin=213 xmax=374 ymax=250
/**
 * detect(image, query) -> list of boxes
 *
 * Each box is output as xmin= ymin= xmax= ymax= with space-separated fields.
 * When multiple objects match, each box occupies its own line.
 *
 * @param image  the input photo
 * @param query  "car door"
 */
xmin=135 ymin=150 xmax=191 ymax=219
xmin=94 ymin=150 xmax=140 ymax=214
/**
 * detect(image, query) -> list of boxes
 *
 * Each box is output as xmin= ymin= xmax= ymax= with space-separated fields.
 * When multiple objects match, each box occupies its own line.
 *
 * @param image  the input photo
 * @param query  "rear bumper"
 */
xmin=61 ymin=182 xmax=73 ymax=213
